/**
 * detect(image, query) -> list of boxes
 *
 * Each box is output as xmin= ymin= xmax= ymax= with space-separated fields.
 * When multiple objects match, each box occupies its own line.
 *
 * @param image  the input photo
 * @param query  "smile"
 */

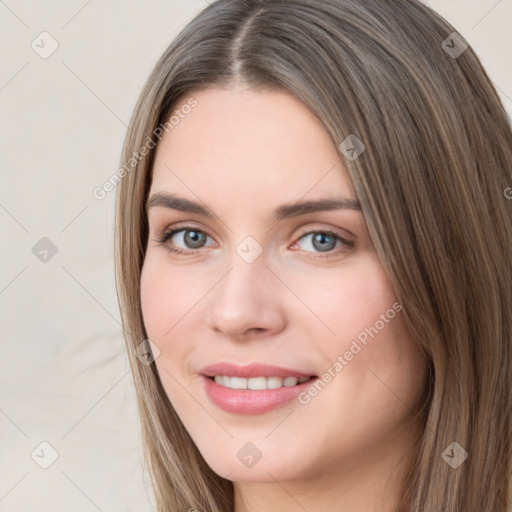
xmin=202 ymin=374 xmax=319 ymax=414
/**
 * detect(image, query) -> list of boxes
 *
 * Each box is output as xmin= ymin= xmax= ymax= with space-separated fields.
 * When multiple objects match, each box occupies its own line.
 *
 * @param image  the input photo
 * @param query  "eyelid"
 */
xmin=155 ymin=223 xmax=216 ymax=248
xmin=153 ymin=222 xmax=355 ymax=258
xmin=154 ymin=223 xmax=351 ymax=243
xmin=292 ymin=224 xmax=353 ymax=242
xmin=290 ymin=228 xmax=354 ymax=255
xmin=156 ymin=221 xmax=212 ymax=240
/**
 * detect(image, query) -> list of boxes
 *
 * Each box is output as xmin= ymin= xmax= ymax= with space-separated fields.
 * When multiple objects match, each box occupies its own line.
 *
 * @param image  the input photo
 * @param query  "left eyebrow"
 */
xmin=146 ymin=192 xmax=362 ymax=220
xmin=273 ymin=198 xmax=362 ymax=221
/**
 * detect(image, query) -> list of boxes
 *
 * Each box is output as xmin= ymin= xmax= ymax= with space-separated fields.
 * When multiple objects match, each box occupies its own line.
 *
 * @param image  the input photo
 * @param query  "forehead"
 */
xmin=149 ymin=86 xmax=356 ymax=215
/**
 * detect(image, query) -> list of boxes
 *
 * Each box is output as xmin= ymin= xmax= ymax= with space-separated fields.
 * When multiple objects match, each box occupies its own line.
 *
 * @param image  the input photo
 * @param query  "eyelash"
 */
xmin=152 ymin=225 xmax=354 ymax=260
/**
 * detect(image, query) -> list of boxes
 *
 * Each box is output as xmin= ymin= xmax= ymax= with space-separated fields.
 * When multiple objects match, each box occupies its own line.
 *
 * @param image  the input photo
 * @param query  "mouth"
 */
xmin=199 ymin=363 xmax=319 ymax=414
xmin=201 ymin=365 xmax=318 ymax=415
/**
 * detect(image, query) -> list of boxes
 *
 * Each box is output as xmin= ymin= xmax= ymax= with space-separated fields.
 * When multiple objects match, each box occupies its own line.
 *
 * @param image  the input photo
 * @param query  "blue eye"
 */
xmin=293 ymin=230 xmax=354 ymax=258
xmin=154 ymin=228 xmax=215 ymax=255
xmin=153 ymin=227 xmax=354 ymax=259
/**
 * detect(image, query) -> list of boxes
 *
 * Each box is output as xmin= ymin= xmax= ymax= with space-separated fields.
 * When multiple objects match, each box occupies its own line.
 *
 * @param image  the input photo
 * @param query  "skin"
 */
xmin=140 ymin=85 xmax=428 ymax=512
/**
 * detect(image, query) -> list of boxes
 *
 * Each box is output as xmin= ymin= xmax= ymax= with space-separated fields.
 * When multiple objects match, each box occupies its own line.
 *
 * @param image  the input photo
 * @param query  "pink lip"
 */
xmin=200 ymin=362 xmax=315 ymax=379
xmin=201 ymin=376 xmax=318 ymax=414
xmin=199 ymin=362 xmax=318 ymax=415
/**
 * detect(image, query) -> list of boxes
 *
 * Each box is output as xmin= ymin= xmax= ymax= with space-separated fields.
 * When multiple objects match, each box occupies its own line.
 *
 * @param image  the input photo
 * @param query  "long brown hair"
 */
xmin=114 ymin=1 xmax=512 ymax=510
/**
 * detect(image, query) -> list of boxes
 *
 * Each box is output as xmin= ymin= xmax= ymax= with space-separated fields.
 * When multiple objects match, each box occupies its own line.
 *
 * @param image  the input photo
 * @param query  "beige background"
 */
xmin=0 ymin=1 xmax=510 ymax=510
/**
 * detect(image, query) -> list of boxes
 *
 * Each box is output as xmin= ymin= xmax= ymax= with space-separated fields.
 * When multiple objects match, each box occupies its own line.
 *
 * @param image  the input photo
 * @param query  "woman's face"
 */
xmin=140 ymin=86 xmax=428 ymax=485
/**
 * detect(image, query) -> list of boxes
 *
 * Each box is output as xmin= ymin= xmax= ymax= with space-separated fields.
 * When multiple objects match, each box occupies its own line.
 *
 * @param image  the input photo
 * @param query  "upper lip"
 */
xmin=200 ymin=362 xmax=316 ymax=379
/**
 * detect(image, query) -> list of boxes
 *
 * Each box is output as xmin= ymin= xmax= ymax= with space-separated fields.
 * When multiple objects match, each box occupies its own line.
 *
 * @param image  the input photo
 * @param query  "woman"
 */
xmin=114 ymin=0 xmax=512 ymax=510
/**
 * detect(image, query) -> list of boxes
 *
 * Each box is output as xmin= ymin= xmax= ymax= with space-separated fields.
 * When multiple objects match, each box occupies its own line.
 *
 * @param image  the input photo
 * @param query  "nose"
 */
xmin=205 ymin=255 xmax=287 ymax=339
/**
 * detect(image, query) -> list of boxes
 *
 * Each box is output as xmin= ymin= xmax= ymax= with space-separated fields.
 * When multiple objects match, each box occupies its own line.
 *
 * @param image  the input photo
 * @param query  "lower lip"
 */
xmin=202 ymin=376 xmax=318 ymax=414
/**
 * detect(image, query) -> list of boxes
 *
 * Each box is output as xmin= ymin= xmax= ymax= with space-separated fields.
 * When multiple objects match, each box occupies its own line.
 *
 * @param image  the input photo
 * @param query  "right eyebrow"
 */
xmin=146 ymin=192 xmax=213 ymax=218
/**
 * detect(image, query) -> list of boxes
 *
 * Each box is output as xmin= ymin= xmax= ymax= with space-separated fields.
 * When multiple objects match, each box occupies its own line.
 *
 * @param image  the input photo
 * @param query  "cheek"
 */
xmin=141 ymin=270 xmax=163 ymax=334
xmin=296 ymin=255 xmax=426 ymax=399
xmin=140 ymin=266 xmax=167 ymax=340
xmin=140 ymin=261 xmax=198 ymax=403
xmin=140 ymin=257 xmax=214 ymax=390
xmin=293 ymin=255 xmax=400 ymax=346
xmin=140 ymin=258 xmax=202 ymax=340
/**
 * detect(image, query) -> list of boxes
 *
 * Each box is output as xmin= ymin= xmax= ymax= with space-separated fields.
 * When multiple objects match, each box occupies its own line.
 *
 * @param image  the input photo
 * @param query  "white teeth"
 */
xmin=283 ymin=377 xmax=298 ymax=387
xmin=231 ymin=377 xmax=248 ymax=389
xmin=211 ymin=375 xmax=311 ymax=390
xmin=248 ymin=377 xmax=267 ymax=390
xmin=267 ymin=376 xmax=284 ymax=389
